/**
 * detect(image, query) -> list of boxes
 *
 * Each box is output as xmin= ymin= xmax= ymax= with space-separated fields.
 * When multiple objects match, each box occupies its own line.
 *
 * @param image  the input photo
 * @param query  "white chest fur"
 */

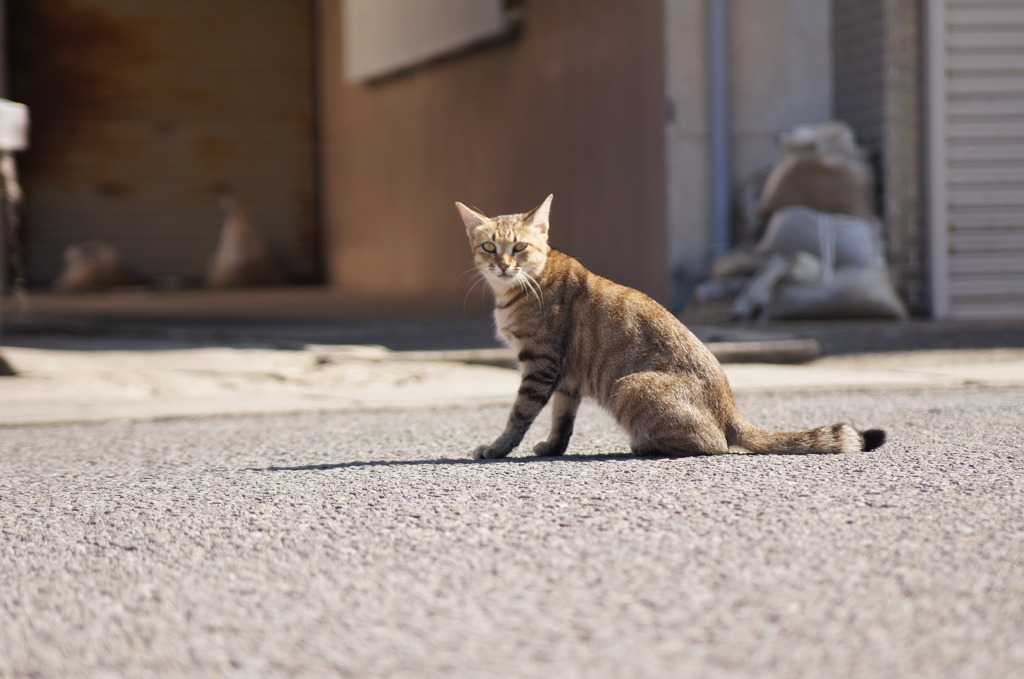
xmin=492 ymin=305 xmax=522 ymax=351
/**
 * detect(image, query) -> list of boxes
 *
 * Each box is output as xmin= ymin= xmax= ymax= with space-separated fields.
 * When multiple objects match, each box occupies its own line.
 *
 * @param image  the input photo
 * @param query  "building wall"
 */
xmin=729 ymin=1 xmax=834 ymax=198
xmin=833 ymin=0 xmax=925 ymax=313
xmin=665 ymin=0 xmax=832 ymax=304
xmin=833 ymin=0 xmax=885 ymax=150
xmin=319 ymin=0 xmax=668 ymax=305
xmin=881 ymin=0 xmax=925 ymax=314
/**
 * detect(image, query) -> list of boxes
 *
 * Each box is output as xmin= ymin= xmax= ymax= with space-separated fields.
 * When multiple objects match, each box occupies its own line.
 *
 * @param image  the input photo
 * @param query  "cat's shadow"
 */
xmin=248 ymin=452 xmax=638 ymax=472
xmin=246 ymin=447 xmax=847 ymax=472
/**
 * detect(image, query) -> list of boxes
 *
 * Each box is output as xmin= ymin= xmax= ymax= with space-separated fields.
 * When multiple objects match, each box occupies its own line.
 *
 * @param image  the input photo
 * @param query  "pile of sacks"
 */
xmin=695 ymin=121 xmax=907 ymax=320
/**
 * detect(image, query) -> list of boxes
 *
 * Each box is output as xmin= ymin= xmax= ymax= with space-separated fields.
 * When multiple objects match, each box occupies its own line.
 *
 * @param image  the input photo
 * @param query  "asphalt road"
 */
xmin=2 ymin=387 xmax=1022 ymax=678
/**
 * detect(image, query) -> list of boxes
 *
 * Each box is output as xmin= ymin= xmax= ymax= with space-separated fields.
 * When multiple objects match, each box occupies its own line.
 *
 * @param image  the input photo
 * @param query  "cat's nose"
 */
xmin=497 ymin=262 xmax=509 ymax=272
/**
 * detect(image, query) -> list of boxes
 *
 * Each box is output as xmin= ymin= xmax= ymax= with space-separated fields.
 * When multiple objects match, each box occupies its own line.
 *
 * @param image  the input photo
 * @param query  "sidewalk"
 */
xmin=4 ymin=334 xmax=1024 ymax=427
xmin=2 ymin=288 xmax=1024 ymax=425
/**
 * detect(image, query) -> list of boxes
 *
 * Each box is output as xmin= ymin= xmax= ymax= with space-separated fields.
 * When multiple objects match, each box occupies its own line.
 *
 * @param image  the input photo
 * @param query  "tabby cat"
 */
xmin=456 ymin=195 xmax=886 ymax=460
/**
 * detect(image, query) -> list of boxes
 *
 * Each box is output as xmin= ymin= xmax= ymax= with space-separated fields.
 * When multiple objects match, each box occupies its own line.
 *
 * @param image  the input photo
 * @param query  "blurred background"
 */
xmin=1 ymin=0 xmax=1022 ymax=324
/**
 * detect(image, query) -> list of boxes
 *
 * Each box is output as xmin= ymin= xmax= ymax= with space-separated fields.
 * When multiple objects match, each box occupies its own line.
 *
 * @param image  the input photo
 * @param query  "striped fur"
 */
xmin=456 ymin=196 xmax=887 ymax=460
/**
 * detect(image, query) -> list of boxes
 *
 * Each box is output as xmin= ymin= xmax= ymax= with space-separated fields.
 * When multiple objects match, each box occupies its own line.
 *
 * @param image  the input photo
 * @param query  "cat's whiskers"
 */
xmin=520 ymin=270 xmax=544 ymax=303
xmin=516 ymin=270 xmax=544 ymax=306
xmin=456 ymin=265 xmax=483 ymax=286
xmin=461 ymin=269 xmax=489 ymax=311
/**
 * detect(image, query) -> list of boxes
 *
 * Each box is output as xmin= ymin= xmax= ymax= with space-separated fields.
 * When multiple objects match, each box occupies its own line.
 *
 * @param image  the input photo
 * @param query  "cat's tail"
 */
xmin=728 ymin=419 xmax=886 ymax=454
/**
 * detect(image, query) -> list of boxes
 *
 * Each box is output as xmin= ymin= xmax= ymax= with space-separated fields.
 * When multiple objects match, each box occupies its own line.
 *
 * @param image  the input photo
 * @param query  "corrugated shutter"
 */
xmin=929 ymin=1 xmax=1024 ymax=319
xmin=10 ymin=0 xmax=317 ymax=286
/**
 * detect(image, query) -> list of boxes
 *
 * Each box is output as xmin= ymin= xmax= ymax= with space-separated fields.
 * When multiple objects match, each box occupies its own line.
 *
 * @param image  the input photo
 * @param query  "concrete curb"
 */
xmin=4 ymin=340 xmax=1023 ymax=426
xmin=7 ymin=319 xmax=823 ymax=365
xmin=0 ymin=352 xmax=14 ymax=376
xmin=706 ymin=339 xmax=822 ymax=364
xmin=309 ymin=338 xmax=823 ymax=369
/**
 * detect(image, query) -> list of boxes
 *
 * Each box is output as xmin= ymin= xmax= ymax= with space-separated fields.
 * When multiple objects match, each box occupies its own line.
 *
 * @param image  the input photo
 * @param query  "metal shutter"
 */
xmin=10 ymin=0 xmax=318 ymax=286
xmin=928 ymin=1 xmax=1024 ymax=319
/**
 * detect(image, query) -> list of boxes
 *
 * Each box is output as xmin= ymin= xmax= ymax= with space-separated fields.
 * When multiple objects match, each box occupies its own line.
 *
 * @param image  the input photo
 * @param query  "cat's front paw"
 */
xmin=472 ymin=444 xmax=509 ymax=460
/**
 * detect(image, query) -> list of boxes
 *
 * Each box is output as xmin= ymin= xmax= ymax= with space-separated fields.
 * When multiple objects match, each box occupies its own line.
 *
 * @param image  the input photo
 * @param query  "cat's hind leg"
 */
xmin=630 ymin=432 xmax=728 ymax=457
xmin=628 ymin=410 xmax=729 ymax=457
xmin=533 ymin=388 xmax=581 ymax=457
xmin=614 ymin=372 xmax=729 ymax=457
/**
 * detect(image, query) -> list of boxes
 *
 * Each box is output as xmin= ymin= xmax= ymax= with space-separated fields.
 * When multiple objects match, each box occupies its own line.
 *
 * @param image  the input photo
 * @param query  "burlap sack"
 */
xmin=206 ymin=196 xmax=285 ymax=288
xmin=754 ymin=206 xmax=884 ymax=267
xmin=764 ymin=263 xmax=908 ymax=320
xmin=756 ymin=121 xmax=875 ymax=220
xmin=53 ymin=240 xmax=132 ymax=292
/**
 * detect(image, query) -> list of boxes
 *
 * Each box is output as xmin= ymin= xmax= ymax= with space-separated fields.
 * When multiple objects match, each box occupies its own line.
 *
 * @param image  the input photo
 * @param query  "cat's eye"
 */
xmin=513 ymin=242 xmax=528 ymax=253
xmin=481 ymin=242 xmax=497 ymax=253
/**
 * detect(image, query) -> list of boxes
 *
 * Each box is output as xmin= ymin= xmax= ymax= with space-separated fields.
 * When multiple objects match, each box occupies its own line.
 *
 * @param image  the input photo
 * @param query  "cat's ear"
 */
xmin=523 ymin=194 xmax=553 ymax=234
xmin=455 ymin=202 xmax=489 ymax=236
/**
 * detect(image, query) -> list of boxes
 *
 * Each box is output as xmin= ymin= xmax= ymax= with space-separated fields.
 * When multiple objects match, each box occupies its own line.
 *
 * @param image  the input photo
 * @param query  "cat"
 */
xmin=456 ymin=194 xmax=886 ymax=460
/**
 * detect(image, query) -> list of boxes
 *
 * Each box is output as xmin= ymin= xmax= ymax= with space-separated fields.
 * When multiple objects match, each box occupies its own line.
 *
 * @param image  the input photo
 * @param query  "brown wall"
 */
xmin=320 ymin=1 xmax=668 ymax=305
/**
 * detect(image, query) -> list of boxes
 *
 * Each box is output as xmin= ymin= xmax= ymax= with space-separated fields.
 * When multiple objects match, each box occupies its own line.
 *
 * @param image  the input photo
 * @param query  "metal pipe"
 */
xmin=707 ymin=0 xmax=732 ymax=258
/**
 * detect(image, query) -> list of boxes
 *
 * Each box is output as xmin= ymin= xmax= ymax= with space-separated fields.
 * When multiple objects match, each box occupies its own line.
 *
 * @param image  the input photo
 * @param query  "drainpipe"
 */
xmin=707 ymin=0 xmax=732 ymax=259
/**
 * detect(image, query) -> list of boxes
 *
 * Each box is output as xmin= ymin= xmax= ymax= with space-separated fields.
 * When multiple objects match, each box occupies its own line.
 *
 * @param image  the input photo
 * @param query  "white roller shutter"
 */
xmin=928 ymin=1 xmax=1024 ymax=319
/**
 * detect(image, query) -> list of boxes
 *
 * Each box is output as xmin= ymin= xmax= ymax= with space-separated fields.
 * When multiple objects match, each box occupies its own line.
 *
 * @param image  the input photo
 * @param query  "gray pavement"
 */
xmin=2 ymin=388 xmax=1023 ymax=678
xmin=3 ymin=289 xmax=1024 ymax=676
